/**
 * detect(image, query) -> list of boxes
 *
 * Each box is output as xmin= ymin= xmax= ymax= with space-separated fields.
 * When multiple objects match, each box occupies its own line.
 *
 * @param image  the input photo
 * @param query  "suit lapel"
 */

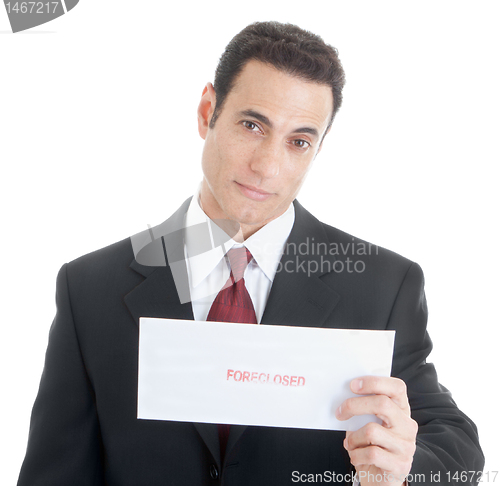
xmin=261 ymin=200 xmax=341 ymax=327
xmin=124 ymin=197 xmax=195 ymax=325
xmin=124 ymin=265 xmax=194 ymax=323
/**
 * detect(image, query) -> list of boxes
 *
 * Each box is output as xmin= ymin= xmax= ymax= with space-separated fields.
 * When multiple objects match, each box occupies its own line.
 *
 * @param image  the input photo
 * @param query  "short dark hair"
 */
xmin=210 ymin=21 xmax=346 ymax=133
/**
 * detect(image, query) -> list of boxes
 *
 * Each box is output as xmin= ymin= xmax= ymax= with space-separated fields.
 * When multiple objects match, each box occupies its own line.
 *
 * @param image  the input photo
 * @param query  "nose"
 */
xmin=249 ymin=138 xmax=282 ymax=179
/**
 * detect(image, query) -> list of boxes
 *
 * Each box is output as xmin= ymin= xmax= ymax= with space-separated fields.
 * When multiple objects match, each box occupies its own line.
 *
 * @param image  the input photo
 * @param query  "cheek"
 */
xmin=212 ymin=143 xmax=250 ymax=185
xmin=202 ymin=134 xmax=228 ymax=182
xmin=201 ymin=146 xmax=216 ymax=182
xmin=218 ymin=132 xmax=250 ymax=164
xmin=282 ymin=163 xmax=312 ymax=193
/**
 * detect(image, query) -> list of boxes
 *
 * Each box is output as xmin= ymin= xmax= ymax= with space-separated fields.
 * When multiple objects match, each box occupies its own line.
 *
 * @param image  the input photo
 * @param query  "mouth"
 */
xmin=235 ymin=182 xmax=274 ymax=202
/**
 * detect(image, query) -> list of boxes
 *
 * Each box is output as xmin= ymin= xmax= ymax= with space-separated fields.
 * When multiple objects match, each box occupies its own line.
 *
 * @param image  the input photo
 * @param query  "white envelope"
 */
xmin=138 ymin=318 xmax=395 ymax=431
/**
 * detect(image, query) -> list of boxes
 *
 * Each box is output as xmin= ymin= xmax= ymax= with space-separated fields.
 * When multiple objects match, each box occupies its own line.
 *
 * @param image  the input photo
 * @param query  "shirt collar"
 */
xmin=184 ymin=185 xmax=295 ymax=287
xmin=243 ymin=204 xmax=294 ymax=281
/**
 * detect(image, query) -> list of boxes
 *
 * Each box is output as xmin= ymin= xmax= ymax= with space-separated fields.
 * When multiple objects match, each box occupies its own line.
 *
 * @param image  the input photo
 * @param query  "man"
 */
xmin=18 ymin=22 xmax=483 ymax=485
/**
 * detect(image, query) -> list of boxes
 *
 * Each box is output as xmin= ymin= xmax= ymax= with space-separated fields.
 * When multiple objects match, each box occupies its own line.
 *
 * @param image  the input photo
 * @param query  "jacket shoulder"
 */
xmin=323 ymin=222 xmax=413 ymax=262
xmin=67 ymin=237 xmax=134 ymax=271
xmin=318 ymin=220 xmax=424 ymax=286
xmin=293 ymin=199 xmax=417 ymax=273
xmin=62 ymin=237 xmax=138 ymax=295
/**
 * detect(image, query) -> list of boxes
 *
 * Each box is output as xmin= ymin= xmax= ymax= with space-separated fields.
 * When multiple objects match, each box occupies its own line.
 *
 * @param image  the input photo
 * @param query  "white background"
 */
xmin=1 ymin=0 xmax=499 ymax=483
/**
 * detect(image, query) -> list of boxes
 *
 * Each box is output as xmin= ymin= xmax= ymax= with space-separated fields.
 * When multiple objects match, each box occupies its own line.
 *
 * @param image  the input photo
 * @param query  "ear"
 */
xmin=197 ymin=83 xmax=216 ymax=140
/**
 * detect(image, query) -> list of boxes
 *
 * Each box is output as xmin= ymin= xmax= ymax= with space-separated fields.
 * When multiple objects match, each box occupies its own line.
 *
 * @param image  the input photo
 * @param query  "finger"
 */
xmin=345 ymin=422 xmax=395 ymax=452
xmin=344 ymin=421 xmax=417 ymax=456
xmin=350 ymin=376 xmax=410 ymax=412
xmin=336 ymin=394 xmax=407 ymax=428
xmin=348 ymin=445 xmax=413 ymax=478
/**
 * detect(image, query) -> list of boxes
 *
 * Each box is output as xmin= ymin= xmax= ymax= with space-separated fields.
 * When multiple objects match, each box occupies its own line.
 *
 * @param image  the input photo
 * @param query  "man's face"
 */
xmin=197 ymin=60 xmax=333 ymax=237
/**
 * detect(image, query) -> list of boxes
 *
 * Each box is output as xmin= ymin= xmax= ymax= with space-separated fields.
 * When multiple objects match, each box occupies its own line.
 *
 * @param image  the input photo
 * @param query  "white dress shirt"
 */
xmin=184 ymin=189 xmax=295 ymax=323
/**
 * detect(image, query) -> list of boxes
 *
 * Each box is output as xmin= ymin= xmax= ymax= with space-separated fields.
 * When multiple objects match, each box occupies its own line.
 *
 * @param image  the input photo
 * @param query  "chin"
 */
xmin=235 ymin=210 xmax=274 ymax=227
xmin=221 ymin=196 xmax=281 ymax=227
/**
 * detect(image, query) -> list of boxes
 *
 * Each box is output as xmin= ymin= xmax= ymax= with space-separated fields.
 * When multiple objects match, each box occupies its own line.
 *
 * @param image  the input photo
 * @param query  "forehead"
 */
xmin=224 ymin=60 xmax=333 ymax=132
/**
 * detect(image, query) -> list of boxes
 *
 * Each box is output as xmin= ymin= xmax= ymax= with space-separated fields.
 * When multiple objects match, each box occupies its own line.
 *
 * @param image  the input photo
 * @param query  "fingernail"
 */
xmin=352 ymin=379 xmax=363 ymax=391
xmin=336 ymin=405 xmax=341 ymax=417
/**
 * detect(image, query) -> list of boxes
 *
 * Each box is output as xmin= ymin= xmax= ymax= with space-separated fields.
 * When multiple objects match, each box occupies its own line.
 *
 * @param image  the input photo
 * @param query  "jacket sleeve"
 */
xmin=17 ymin=264 xmax=104 ymax=486
xmin=388 ymin=262 xmax=484 ymax=485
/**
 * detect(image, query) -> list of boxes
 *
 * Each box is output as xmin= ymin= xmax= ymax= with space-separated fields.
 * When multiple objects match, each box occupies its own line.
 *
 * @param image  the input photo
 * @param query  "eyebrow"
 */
xmin=239 ymin=109 xmax=320 ymax=139
xmin=240 ymin=109 xmax=273 ymax=128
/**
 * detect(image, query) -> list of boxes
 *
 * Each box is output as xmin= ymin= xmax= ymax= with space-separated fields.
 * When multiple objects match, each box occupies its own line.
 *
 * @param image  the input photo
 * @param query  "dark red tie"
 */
xmin=206 ymin=247 xmax=257 ymax=463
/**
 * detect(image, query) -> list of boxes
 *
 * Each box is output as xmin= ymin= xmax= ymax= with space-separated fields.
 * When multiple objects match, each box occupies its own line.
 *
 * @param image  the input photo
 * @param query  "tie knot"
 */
xmin=226 ymin=247 xmax=252 ymax=282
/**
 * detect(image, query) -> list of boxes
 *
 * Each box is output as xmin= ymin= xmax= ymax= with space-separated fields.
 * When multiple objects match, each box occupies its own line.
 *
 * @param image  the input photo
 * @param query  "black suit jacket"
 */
xmin=18 ymin=199 xmax=484 ymax=485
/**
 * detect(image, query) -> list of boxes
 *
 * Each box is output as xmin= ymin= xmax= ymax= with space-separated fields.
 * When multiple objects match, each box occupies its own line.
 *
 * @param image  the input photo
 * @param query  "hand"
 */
xmin=335 ymin=376 xmax=418 ymax=486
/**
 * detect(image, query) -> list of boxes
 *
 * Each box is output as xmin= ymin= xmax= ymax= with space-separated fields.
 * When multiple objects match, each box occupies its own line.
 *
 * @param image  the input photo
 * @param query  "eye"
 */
xmin=292 ymin=139 xmax=310 ymax=149
xmin=242 ymin=121 xmax=260 ymax=132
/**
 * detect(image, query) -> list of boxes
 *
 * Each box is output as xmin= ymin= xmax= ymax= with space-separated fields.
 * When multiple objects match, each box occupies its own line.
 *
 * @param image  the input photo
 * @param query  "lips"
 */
xmin=235 ymin=182 xmax=274 ymax=201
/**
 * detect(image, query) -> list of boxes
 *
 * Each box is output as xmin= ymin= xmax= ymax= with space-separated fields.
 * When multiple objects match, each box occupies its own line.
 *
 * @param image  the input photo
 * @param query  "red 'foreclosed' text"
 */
xmin=227 ymin=369 xmax=306 ymax=386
